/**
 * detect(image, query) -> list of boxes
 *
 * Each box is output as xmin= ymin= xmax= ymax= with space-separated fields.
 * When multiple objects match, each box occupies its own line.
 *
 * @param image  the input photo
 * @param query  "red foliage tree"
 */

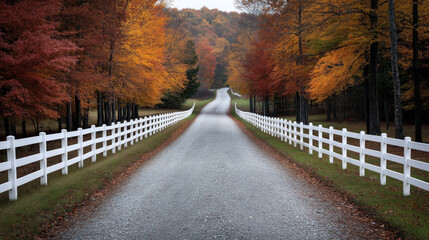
xmin=0 ymin=0 xmax=79 ymax=131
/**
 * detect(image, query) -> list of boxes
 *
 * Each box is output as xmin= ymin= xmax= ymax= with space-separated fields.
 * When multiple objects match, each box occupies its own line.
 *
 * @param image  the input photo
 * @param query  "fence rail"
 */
xmin=0 ymin=103 xmax=195 ymax=200
xmin=235 ymin=103 xmax=429 ymax=196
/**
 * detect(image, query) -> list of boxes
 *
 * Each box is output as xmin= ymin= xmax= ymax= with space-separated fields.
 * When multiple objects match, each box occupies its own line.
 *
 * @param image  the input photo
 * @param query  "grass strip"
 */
xmin=230 ymin=94 xmax=428 ymax=240
xmin=0 ymin=98 xmax=213 ymax=239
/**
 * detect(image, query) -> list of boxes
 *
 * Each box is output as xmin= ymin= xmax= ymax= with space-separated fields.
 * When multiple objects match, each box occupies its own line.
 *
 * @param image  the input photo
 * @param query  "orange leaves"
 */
xmin=196 ymin=42 xmax=217 ymax=89
xmin=309 ymin=45 xmax=365 ymax=101
xmin=115 ymin=0 xmax=170 ymax=107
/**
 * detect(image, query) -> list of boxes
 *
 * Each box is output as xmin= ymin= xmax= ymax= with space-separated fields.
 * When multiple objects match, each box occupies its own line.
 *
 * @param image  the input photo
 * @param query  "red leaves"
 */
xmin=0 ymin=0 xmax=79 ymax=119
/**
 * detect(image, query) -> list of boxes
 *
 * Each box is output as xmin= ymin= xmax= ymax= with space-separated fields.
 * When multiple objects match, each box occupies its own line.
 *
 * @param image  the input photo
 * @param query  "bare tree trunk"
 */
xmin=112 ymin=97 xmax=116 ymax=123
xmin=295 ymin=91 xmax=300 ymax=122
xmin=299 ymin=90 xmax=308 ymax=124
xmin=126 ymin=103 xmax=131 ymax=121
xmin=384 ymin=97 xmax=389 ymax=130
xmin=4 ymin=117 xmax=11 ymax=136
xmin=97 ymin=91 xmax=103 ymax=126
xmin=413 ymin=0 xmax=422 ymax=142
xmin=75 ymin=93 xmax=81 ymax=129
xmin=106 ymin=99 xmax=112 ymax=125
xmin=253 ymin=96 xmax=256 ymax=113
xmin=388 ymin=0 xmax=404 ymax=139
xmin=66 ymin=101 xmax=73 ymax=131
xmin=57 ymin=105 xmax=62 ymax=132
xmin=368 ymin=0 xmax=381 ymax=135
xmin=326 ymin=98 xmax=331 ymax=121
xmin=21 ymin=120 xmax=27 ymax=137
xmin=264 ymin=97 xmax=270 ymax=116
xmin=249 ymin=97 xmax=253 ymax=113
xmin=83 ymin=108 xmax=89 ymax=129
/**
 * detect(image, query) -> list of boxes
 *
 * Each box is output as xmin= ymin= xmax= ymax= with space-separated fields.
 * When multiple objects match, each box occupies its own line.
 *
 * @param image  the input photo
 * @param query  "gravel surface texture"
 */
xmin=59 ymin=88 xmax=379 ymax=239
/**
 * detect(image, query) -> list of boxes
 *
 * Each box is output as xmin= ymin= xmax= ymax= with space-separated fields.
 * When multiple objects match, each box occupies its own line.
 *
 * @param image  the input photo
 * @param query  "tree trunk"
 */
xmin=11 ymin=120 xmax=16 ymax=136
xmin=333 ymin=96 xmax=337 ymax=121
xmin=338 ymin=95 xmax=343 ymax=123
xmin=412 ymin=0 xmax=422 ymax=142
xmin=388 ymin=0 xmax=404 ymax=139
xmin=384 ymin=97 xmax=389 ymax=130
xmin=106 ymin=99 xmax=112 ymax=125
xmin=97 ymin=91 xmax=103 ymax=126
xmin=112 ymin=97 xmax=116 ymax=123
xmin=21 ymin=120 xmax=27 ymax=137
xmin=249 ymin=97 xmax=253 ymax=113
xmin=83 ymin=108 xmax=89 ymax=129
xmin=75 ymin=93 xmax=81 ymax=129
xmin=299 ymin=90 xmax=308 ymax=124
xmin=264 ymin=97 xmax=270 ymax=116
xmin=295 ymin=92 xmax=300 ymax=122
xmin=363 ymin=66 xmax=370 ymax=132
xmin=135 ymin=104 xmax=139 ymax=119
xmin=368 ymin=0 xmax=381 ymax=135
xmin=326 ymin=98 xmax=331 ymax=121
xmin=253 ymin=96 xmax=256 ymax=113
xmin=4 ymin=117 xmax=11 ymax=136
xmin=66 ymin=101 xmax=73 ymax=131
xmin=126 ymin=103 xmax=131 ymax=121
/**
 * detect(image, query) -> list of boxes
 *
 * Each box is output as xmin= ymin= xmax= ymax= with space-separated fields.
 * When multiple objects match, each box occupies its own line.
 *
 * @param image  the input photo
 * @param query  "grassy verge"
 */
xmin=0 ymin=97 xmax=213 ymax=239
xmin=230 ymin=92 xmax=428 ymax=240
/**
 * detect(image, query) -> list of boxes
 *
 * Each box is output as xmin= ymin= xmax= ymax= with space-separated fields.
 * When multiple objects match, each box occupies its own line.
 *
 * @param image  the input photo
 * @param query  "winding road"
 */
xmin=60 ymin=88 xmax=377 ymax=239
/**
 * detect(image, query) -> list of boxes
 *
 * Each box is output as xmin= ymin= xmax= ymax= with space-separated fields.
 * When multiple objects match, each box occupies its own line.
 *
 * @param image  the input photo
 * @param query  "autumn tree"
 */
xmin=0 ymin=0 xmax=79 ymax=135
xmin=196 ymin=42 xmax=217 ymax=89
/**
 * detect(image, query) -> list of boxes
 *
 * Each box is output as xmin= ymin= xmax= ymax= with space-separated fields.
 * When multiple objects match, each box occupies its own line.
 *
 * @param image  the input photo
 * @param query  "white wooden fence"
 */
xmin=235 ymin=103 xmax=429 ymax=196
xmin=0 ymin=103 xmax=195 ymax=200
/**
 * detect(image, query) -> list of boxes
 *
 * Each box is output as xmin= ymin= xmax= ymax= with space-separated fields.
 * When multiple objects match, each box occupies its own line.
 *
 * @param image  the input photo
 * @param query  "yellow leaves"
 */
xmin=309 ymin=45 xmax=365 ymax=102
xmin=114 ymin=0 xmax=189 ymax=107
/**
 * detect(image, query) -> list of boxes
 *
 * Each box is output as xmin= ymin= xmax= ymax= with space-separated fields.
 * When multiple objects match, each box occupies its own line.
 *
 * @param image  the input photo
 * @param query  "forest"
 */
xmin=1 ymin=0 xmax=428 ymax=142
xmin=0 ymin=0 xmax=204 ymax=138
xmin=228 ymin=0 xmax=429 ymax=142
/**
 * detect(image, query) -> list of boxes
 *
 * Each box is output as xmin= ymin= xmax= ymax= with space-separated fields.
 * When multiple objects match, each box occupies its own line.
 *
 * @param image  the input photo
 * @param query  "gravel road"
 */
xmin=59 ymin=88 xmax=378 ymax=239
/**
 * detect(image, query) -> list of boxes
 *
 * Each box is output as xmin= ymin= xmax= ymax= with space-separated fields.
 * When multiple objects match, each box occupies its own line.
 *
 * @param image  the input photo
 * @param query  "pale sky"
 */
xmin=171 ymin=0 xmax=240 ymax=12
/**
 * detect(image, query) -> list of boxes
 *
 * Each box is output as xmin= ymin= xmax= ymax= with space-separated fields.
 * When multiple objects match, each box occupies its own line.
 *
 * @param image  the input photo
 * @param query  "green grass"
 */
xmin=0 ymin=97 xmax=214 ymax=239
xmin=230 ymin=91 xmax=429 ymax=240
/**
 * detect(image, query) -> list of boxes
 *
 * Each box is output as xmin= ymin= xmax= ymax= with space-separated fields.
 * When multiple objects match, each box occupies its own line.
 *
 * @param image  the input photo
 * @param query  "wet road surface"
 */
xmin=59 ymin=88 xmax=375 ymax=239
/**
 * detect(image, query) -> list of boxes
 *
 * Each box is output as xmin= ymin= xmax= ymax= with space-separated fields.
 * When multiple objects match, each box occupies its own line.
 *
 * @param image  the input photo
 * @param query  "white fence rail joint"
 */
xmin=0 ymin=103 xmax=195 ymax=200
xmin=235 ymin=103 xmax=429 ymax=196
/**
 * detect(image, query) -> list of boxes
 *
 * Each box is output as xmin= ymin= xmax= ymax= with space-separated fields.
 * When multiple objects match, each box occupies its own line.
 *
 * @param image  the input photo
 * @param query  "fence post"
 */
xmin=342 ymin=128 xmax=347 ymax=169
xmin=329 ymin=126 xmax=334 ymax=163
xmin=102 ymin=124 xmax=107 ymax=156
xmin=403 ymin=137 xmax=411 ymax=196
xmin=61 ymin=130 xmax=68 ymax=175
xmin=124 ymin=121 xmax=128 ymax=148
xmin=309 ymin=123 xmax=313 ymax=155
xmin=318 ymin=125 xmax=323 ymax=158
xmin=380 ymin=133 xmax=387 ymax=185
xmin=280 ymin=119 xmax=284 ymax=141
xmin=300 ymin=122 xmax=304 ymax=150
xmin=293 ymin=121 xmax=297 ymax=147
xmin=78 ymin=128 xmax=84 ymax=168
xmin=149 ymin=118 xmax=153 ymax=136
xmin=7 ymin=136 xmax=17 ymax=200
xmin=359 ymin=131 xmax=365 ymax=177
xmin=91 ymin=125 xmax=97 ymax=162
xmin=130 ymin=120 xmax=134 ymax=146
xmin=111 ymin=123 xmax=116 ymax=154
xmin=118 ymin=123 xmax=122 ymax=151
xmin=139 ymin=119 xmax=143 ymax=141
xmin=39 ymin=132 xmax=47 ymax=185
xmin=144 ymin=117 xmax=148 ymax=138
xmin=288 ymin=121 xmax=292 ymax=145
